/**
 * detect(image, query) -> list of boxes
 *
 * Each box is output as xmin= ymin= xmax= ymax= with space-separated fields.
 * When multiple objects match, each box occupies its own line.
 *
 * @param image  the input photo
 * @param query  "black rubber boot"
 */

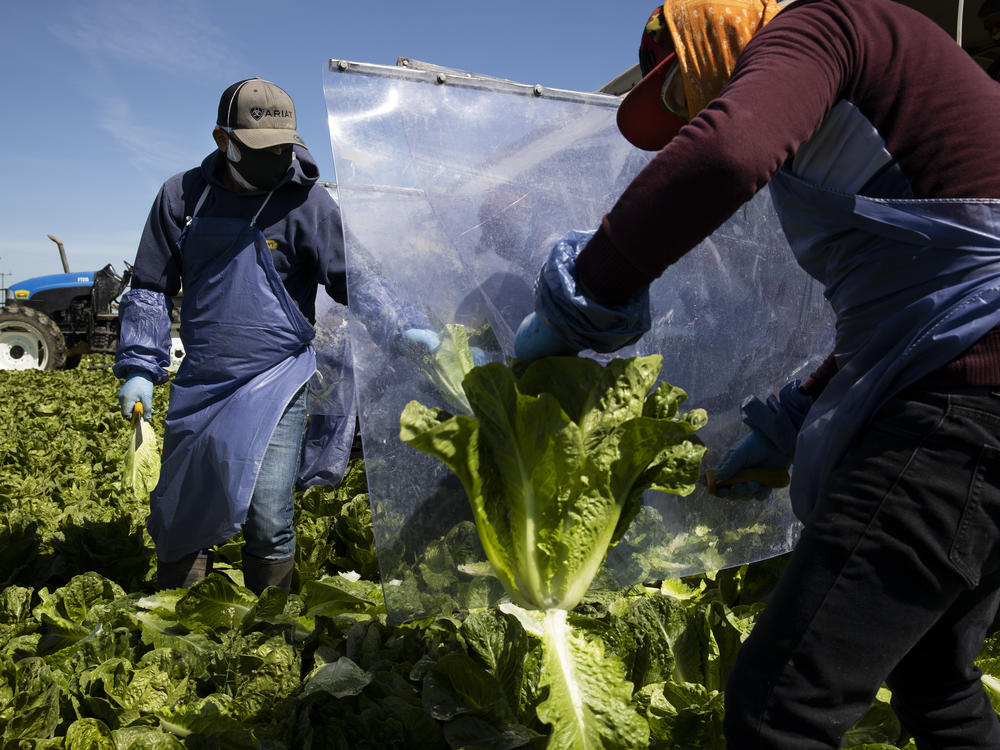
xmin=242 ymin=552 xmax=295 ymax=595
xmin=156 ymin=549 xmax=214 ymax=590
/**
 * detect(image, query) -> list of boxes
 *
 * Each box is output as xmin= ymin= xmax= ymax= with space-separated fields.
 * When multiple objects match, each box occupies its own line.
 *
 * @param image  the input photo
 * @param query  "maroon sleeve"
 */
xmin=799 ymin=354 xmax=839 ymax=399
xmin=577 ymin=4 xmax=846 ymax=304
xmin=577 ymin=0 xmax=1000 ymax=306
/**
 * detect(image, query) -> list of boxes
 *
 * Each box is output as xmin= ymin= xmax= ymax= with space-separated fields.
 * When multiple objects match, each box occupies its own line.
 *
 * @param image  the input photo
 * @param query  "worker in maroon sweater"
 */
xmin=514 ymin=0 xmax=1000 ymax=746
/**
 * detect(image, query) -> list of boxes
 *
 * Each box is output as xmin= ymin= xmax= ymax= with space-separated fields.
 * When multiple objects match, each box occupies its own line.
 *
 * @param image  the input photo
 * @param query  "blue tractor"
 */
xmin=1 ymin=235 xmax=134 ymax=370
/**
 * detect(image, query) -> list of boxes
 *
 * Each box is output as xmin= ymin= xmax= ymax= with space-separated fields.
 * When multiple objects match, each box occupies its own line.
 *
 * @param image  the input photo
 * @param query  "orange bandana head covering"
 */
xmin=618 ymin=0 xmax=783 ymax=151
xmin=665 ymin=0 xmax=782 ymax=117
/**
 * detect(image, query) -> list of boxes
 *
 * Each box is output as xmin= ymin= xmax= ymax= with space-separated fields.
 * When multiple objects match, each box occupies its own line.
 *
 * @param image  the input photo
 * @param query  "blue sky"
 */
xmin=0 ymin=0 xmax=654 ymax=287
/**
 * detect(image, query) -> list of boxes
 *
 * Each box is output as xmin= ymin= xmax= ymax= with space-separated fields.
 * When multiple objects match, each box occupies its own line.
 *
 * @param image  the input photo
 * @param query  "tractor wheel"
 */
xmin=0 ymin=307 xmax=67 ymax=370
xmin=168 ymin=334 xmax=186 ymax=373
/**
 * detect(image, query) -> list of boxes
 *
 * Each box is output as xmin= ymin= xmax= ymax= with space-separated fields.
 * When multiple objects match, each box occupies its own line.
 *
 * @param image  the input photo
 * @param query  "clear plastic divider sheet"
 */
xmin=321 ymin=61 xmax=834 ymax=622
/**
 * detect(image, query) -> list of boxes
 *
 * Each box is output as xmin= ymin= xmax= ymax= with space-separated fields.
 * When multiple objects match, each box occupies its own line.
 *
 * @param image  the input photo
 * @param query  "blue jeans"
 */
xmin=242 ymin=386 xmax=308 ymax=560
xmin=724 ymin=386 xmax=1000 ymax=748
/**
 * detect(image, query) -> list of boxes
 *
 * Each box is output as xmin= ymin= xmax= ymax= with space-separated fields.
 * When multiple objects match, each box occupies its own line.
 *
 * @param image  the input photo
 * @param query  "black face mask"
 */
xmin=227 ymin=140 xmax=293 ymax=190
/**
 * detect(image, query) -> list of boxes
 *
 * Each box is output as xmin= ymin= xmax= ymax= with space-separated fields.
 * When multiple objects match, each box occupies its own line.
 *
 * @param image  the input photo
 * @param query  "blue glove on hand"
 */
xmin=712 ymin=430 xmax=791 ymax=500
xmin=119 ymin=373 xmax=154 ymax=421
xmin=401 ymin=328 xmax=441 ymax=357
xmin=514 ymin=312 xmax=578 ymax=361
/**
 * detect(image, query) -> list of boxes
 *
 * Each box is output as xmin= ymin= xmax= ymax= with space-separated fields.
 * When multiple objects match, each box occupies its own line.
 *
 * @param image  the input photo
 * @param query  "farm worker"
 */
xmin=114 ymin=78 xmax=437 ymax=594
xmin=513 ymin=0 xmax=1000 ymax=746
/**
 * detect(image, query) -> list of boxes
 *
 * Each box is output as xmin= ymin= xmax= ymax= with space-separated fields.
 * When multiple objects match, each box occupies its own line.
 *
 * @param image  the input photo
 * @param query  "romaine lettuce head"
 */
xmin=400 ymin=355 xmax=707 ymax=611
xmin=124 ymin=417 xmax=161 ymax=499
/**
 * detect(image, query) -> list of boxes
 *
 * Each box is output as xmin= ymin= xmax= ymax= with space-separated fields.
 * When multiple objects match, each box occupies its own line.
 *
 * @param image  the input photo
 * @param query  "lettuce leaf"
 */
xmin=416 ymin=324 xmax=479 ymax=414
xmin=124 ymin=416 xmax=160 ymax=500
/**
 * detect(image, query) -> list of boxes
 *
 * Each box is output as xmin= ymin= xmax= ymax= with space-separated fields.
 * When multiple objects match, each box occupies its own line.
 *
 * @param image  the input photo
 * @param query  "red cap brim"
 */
xmin=616 ymin=53 xmax=686 ymax=152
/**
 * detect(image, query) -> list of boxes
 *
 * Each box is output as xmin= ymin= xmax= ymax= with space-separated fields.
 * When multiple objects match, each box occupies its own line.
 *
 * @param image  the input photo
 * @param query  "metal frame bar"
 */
xmin=327 ymin=58 xmax=623 ymax=108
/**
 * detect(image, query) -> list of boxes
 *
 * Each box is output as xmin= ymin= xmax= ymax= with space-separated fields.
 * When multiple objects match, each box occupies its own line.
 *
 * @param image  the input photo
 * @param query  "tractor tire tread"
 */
xmin=0 ymin=306 xmax=68 ymax=370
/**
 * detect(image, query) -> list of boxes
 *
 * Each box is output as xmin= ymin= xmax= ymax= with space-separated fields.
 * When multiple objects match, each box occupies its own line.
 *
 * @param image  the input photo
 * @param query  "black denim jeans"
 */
xmin=724 ymin=386 xmax=1000 ymax=749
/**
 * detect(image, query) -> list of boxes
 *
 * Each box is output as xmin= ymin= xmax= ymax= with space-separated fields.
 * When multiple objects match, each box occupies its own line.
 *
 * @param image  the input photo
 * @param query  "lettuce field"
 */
xmin=2 ymin=358 xmax=1000 ymax=748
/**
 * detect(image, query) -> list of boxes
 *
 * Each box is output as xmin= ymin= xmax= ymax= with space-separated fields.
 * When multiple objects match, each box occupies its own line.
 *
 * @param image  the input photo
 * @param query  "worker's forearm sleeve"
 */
xmin=575 ymin=222 xmax=658 ymax=307
xmin=113 ymin=288 xmax=172 ymax=384
xmin=799 ymin=353 xmax=839 ymax=400
xmin=350 ymin=275 xmax=432 ymax=354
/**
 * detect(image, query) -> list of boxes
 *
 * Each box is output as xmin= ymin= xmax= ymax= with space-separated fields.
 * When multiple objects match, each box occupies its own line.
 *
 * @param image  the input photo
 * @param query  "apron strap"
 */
xmin=185 ymin=185 xmax=213 ymax=227
xmin=250 ymin=190 xmax=275 ymax=228
xmin=184 ymin=183 xmax=275 ymax=228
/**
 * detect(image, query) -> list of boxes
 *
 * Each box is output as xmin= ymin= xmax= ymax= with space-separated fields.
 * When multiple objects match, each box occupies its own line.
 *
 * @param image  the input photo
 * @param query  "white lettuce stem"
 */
xmin=518 ymin=453 xmax=544 ymax=600
xmin=543 ymin=608 xmax=589 ymax=742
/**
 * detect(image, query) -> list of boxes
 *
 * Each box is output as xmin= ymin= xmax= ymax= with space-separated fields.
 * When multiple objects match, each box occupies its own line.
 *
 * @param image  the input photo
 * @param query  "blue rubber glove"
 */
xmin=401 ymin=328 xmax=441 ymax=357
xmin=712 ymin=430 xmax=791 ymax=500
xmin=514 ymin=312 xmax=578 ymax=361
xmin=119 ymin=373 xmax=154 ymax=421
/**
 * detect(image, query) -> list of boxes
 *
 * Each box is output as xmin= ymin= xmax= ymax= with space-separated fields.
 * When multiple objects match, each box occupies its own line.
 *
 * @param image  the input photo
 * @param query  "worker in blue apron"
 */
xmin=514 ymin=1 xmax=1000 ymax=746
xmin=115 ymin=79 xmax=437 ymax=594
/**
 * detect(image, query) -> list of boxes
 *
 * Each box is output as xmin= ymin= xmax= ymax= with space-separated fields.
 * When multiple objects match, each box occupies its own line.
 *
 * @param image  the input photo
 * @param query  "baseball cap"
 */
xmin=217 ymin=78 xmax=307 ymax=150
xmin=616 ymin=6 xmax=687 ymax=152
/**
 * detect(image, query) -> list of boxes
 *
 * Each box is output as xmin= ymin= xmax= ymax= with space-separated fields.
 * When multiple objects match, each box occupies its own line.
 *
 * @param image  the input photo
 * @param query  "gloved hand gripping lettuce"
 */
xmin=400 ymin=352 xmax=707 ymax=749
xmin=124 ymin=403 xmax=161 ymax=499
xmin=412 ymin=323 xmax=492 ymax=414
xmin=514 ymin=229 xmax=652 ymax=361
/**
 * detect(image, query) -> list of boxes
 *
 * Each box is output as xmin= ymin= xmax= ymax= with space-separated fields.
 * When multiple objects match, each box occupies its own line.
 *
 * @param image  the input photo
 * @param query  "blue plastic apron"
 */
xmin=148 ymin=186 xmax=317 ymax=561
xmin=770 ymin=168 xmax=1000 ymax=520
